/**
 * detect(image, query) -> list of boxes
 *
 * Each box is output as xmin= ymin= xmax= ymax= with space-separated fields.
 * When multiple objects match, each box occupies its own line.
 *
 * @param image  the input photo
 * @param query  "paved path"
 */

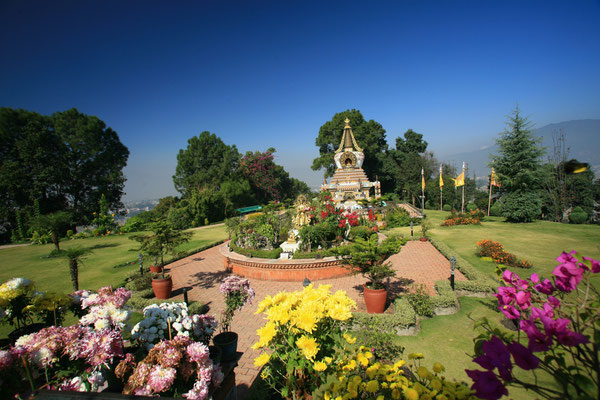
xmin=166 ymin=240 xmax=466 ymax=399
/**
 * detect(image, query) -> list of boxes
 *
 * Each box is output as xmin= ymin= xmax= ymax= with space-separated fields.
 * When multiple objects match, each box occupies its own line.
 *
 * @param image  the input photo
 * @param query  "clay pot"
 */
xmin=152 ymin=276 xmax=173 ymax=299
xmin=363 ymin=284 xmax=387 ymax=314
xmin=149 ymin=265 xmax=163 ymax=273
xmin=419 ymin=237 xmax=428 ymax=242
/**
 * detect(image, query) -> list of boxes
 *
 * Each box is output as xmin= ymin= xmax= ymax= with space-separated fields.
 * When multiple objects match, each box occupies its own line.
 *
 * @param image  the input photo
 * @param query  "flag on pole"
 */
xmin=421 ymin=168 xmax=426 ymax=191
xmin=490 ymin=168 xmax=501 ymax=187
xmin=454 ymin=170 xmax=465 ymax=187
xmin=439 ymin=164 xmax=444 ymax=188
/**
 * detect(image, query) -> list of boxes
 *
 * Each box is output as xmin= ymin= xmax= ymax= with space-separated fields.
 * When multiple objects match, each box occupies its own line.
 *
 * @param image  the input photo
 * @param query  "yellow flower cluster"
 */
xmin=0 ymin=278 xmax=34 ymax=306
xmin=321 ymin=347 xmax=475 ymax=400
xmin=252 ymin=284 xmax=356 ymax=355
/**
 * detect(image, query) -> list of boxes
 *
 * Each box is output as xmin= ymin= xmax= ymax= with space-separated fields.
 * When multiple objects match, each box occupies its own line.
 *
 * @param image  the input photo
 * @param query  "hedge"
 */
xmin=292 ymin=249 xmax=335 ymax=259
xmin=428 ymin=237 xmax=494 ymax=284
xmin=431 ymin=281 xmax=458 ymax=308
xmin=229 ymin=240 xmax=283 ymax=259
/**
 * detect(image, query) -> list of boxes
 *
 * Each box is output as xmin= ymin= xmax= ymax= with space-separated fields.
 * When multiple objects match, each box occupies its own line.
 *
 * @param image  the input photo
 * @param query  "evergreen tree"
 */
xmin=493 ymin=106 xmax=545 ymax=222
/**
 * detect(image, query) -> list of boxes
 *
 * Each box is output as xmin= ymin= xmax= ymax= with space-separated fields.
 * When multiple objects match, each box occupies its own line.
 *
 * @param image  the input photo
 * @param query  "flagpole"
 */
xmin=421 ymin=168 xmax=425 ymax=216
xmin=487 ymin=170 xmax=493 ymax=217
xmin=461 ymin=162 xmax=465 ymax=213
xmin=440 ymin=164 xmax=443 ymax=211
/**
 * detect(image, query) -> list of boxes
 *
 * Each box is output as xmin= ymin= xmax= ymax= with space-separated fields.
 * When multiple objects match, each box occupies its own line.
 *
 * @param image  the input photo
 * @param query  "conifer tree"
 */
xmin=493 ymin=106 xmax=545 ymax=222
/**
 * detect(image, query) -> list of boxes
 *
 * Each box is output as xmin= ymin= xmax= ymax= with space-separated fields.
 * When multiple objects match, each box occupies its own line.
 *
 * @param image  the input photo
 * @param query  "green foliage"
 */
xmin=36 ymin=211 xmax=72 ymax=251
xmin=291 ymin=249 xmax=336 ymax=259
xmin=428 ymin=237 xmax=496 ymax=285
xmin=466 ymin=203 xmax=477 ymax=212
xmin=62 ymin=246 xmax=93 ymax=290
xmin=120 ymin=211 xmax=155 ymax=233
xmin=489 ymin=202 xmax=502 ymax=216
xmin=432 ymin=281 xmax=459 ymax=308
xmin=501 ymin=191 xmax=542 ymax=223
xmin=393 ymin=296 xmax=418 ymax=327
xmin=443 ymin=204 xmax=452 ymax=211
xmin=349 ymin=225 xmax=372 ymax=241
xmin=385 ymin=206 xmax=416 ymax=227
xmin=569 ymin=206 xmax=587 ymax=224
xmin=354 ymin=330 xmax=405 ymax=363
xmin=130 ymin=220 xmax=192 ymax=272
xmin=331 ymin=235 xmax=406 ymax=289
xmin=229 ymin=240 xmax=283 ymax=259
xmin=173 ymin=131 xmax=240 ymax=195
xmin=406 ymin=284 xmax=435 ymax=317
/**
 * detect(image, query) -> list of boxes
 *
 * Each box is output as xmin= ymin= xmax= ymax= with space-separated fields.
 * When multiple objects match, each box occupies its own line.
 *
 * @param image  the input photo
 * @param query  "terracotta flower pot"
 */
xmin=363 ymin=284 xmax=387 ymax=314
xmin=419 ymin=237 xmax=428 ymax=242
xmin=152 ymin=276 xmax=172 ymax=299
xmin=149 ymin=265 xmax=163 ymax=273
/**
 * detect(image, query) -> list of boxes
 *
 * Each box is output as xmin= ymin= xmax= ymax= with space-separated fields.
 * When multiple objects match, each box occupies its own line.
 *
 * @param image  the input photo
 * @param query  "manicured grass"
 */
xmin=0 ymin=224 xmax=227 ymax=294
xmin=388 ymin=210 xmax=600 ymax=282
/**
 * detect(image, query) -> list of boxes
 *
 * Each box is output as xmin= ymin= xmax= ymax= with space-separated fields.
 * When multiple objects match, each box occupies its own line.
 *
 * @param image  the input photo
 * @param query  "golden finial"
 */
xmin=344 ymin=117 xmax=351 ymax=128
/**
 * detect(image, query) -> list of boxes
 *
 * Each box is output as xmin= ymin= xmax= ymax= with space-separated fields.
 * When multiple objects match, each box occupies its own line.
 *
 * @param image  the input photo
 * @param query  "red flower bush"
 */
xmin=477 ymin=239 xmax=533 ymax=269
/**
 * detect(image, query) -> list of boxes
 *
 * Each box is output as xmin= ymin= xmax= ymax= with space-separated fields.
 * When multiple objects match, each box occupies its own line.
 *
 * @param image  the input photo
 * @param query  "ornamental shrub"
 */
xmin=443 ymin=204 xmax=452 ymax=211
xmin=500 ymin=191 xmax=541 ymax=223
xmin=476 ymin=239 xmax=533 ymax=269
xmin=466 ymin=203 xmax=478 ymax=212
xmin=489 ymin=203 xmax=502 ymax=216
xmin=441 ymin=210 xmax=482 ymax=226
xmin=406 ymin=284 xmax=435 ymax=317
xmin=252 ymin=284 xmax=357 ymax=399
xmin=349 ymin=226 xmax=371 ymax=241
xmin=568 ymin=206 xmax=587 ymax=224
xmin=385 ymin=207 xmax=413 ymax=227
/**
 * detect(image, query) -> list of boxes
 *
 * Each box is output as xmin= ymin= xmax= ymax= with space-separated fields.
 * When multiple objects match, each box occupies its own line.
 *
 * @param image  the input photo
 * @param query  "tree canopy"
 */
xmin=0 ymin=107 xmax=129 ymax=243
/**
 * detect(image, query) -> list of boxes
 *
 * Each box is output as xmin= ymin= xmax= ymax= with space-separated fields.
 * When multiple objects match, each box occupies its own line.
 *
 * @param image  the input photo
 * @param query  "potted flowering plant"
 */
xmin=115 ymin=335 xmax=224 ymax=397
xmin=131 ymin=220 xmax=191 ymax=299
xmin=332 ymin=235 xmax=404 ymax=313
xmin=131 ymin=302 xmax=217 ymax=349
xmin=420 ymin=221 xmax=431 ymax=241
xmin=213 ymin=275 xmax=254 ymax=362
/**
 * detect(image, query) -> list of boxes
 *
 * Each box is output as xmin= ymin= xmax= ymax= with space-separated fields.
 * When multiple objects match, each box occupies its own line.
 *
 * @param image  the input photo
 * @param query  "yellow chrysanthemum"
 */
xmin=342 ymin=359 xmax=357 ymax=371
xmin=343 ymin=333 xmax=357 ymax=344
xmin=296 ymin=335 xmax=319 ymax=360
xmin=366 ymin=364 xmax=379 ymax=379
xmin=260 ymin=368 xmax=270 ymax=379
xmin=357 ymin=353 xmax=369 ymax=367
xmin=432 ymin=362 xmax=445 ymax=373
xmin=431 ymin=378 xmax=442 ymax=391
xmin=254 ymin=352 xmax=270 ymax=367
xmin=256 ymin=322 xmax=276 ymax=346
xmin=328 ymin=303 xmax=353 ymax=321
xmin=313 ymin=361 xmax=327 ymax=371
xmin=365 ymin=380 xmax=379 ymax=393
xmin=292 ymin=306 xmax=318 ymax=332
xmin=404 ymin=388 xmax=419 ymax=400
xmin=417 ymin=366 xmax=429 ymax=379
xmin=391 ymin=388 xmax=401 ymax=399
xmin=408 ymin=352 xmax=423 ymax=360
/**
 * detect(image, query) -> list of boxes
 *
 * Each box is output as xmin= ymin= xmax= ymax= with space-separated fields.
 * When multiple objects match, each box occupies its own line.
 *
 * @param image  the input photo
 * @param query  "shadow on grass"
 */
xmin=88 ymin=243 xmax=119 ymax=250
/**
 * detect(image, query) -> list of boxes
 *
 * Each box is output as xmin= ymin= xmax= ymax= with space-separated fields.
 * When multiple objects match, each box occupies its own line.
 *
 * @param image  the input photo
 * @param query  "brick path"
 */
xmin=166 ymin=240 xmax=466 ymax=399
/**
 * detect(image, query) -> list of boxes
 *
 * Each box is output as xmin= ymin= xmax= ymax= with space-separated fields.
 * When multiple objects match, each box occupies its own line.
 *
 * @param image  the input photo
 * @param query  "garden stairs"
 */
xmin=167 ymin=240 xmax=466 ymax=399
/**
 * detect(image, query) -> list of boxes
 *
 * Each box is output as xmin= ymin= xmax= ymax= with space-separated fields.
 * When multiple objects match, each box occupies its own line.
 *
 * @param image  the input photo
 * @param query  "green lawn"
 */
xmin=0 ymin=224 xmax=227 ymax=294
xmin=388 ymin=209 xmax=600 ymax=281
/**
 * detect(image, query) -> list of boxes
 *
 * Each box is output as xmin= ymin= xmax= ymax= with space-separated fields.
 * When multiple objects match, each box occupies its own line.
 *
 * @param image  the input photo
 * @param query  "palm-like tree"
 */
xmin=63 ymin=246 xmax=92 ymax=290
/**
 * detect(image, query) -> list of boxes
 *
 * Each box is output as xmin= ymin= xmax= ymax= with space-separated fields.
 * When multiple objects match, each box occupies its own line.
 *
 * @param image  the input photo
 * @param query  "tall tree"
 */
xmin=51 ymin=108 xmax=129 ymax=224
xmin=312 ymin=109 xmax=389 ymax=183
xmin=173 ymin=131 xmax=240 ymax=196
xmin=492 ymin=106 xmax=545 ymax=222
xmin=388 ymin=129 xmax=430 ymax=202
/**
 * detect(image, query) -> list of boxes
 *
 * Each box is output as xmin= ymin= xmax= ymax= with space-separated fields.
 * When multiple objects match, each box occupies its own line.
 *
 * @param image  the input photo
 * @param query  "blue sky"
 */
xmin=2 ymin=0 xmax=600 ymax=201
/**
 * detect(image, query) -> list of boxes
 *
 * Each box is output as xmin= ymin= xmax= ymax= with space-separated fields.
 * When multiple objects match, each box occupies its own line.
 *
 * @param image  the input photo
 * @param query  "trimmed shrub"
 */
xmin=292 ymin=249 xmax=335 ymax=259
xmin=455 ymin=280 xmax=496 ymax=293
xmin=428 ymin=238 xmax=495 ymax=285
xmin=432 ymin=281 xmax=459 ymax=308
xmin=230 ymin=241 xmax=283 ymax=259
xmin=442 ymin=204 xmax=452 ymax=211
xmin=501 ymin=191 xmax=541 ymax=223
xmin=569 ymin=207 xmax=587 ymax=224
xmin=406 ymin=284 xmax=435 ymax=317
xmin=354 ymin=330 xmax=405 ymax=363
xmin=489 ymin=203 xmax=502 ymax=216
xmin=466 ymin=203 xmax=478 ymax=212
xmin=349 ymin=226 xmax=371 ymax=241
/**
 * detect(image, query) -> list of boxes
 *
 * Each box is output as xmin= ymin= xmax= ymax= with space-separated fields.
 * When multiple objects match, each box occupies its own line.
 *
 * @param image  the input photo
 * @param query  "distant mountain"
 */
xmin=443 ymin=119 xmax=600 ymax=178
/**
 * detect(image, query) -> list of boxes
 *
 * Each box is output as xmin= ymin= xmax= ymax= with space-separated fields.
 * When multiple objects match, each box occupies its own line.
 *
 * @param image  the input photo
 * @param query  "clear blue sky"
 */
xmin=2 ymin=0 xmax=599 ymax=201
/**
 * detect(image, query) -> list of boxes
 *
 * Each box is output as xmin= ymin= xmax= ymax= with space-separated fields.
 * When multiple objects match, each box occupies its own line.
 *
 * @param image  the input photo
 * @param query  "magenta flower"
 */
xmin=500 ymin=304 xmax=520 ymax=320
xmin=514 ymin=291 xmax=532 ymax=310
xmin=552 ymin=261 xmax=585 ymax=292
xmin=556 ymin=250 xmax=578 ymax=264
xmin=547 ymin=296 xmax=560 ymax=308
xmin=533 ymin=278 xmax=554 ymax=295
xmin=495 ymin=286 xmax=516 ymax=306
xmin=502 ymin=270 xmax=528 ymax=290
xmin=473 ymin=336 xmax=512 ymax=380
xmin=520 ymin=318 xmax=552 ymax=352
xmin=507 ymin=342 xmax=539 ymax=370
xmin=466 ymin=369 xmax=508 ymax=400
xmin=583 ymin=256 xmax=600 ymax=273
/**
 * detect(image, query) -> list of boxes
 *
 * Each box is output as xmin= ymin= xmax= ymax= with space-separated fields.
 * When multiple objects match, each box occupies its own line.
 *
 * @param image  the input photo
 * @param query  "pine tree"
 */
xmin=493 ymin=106 xmax=545 ymax=222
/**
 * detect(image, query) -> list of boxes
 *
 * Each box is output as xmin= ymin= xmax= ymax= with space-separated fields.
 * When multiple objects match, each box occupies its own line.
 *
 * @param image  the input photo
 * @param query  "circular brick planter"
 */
xmin=220 ymin=244 xmax=352 ymax=282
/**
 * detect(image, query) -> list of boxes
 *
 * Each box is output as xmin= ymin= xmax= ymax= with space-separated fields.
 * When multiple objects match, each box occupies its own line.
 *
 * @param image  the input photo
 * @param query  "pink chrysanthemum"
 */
xmin=186 ymin=342 xmax=209 ymax=364
xmin=147 ymin=365 xmax=177 ymax=392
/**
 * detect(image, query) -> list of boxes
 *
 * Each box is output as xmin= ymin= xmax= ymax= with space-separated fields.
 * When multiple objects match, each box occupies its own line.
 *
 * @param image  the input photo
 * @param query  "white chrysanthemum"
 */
xmin=15 ymin=333 xmax=34 ymax=348
xmin=33 ymin=347 xmax=53 ymax=366
xmin=94 ymin=319 xmax=108 ymax=330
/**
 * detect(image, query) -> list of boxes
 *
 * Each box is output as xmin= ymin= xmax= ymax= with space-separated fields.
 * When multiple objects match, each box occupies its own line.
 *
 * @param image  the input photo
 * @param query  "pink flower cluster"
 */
xmin=219 ymin=275 xmax=255 ymax=308
xmin=190 ymin=314 xmax=218 ymax=345
xmin=467 ymin=251 xmax=598 ymax=400
xmin=75 ymin=286 xmax=131 ymax=330
xmin=119 ymin=335 xmax=222 ymax=400
xmin=12 ymin=325 xmax=124 ymax=369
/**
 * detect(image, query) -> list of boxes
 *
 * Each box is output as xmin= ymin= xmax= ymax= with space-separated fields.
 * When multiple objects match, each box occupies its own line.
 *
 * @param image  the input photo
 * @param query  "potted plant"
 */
xmin=130 ymin=220 xmax=191 ymax=299
xmin=213 ymin=275 xmax=254 ymax=361
xmin=420 ymin=221 xmax=431 ymax=241
xmin=332 ymin=235 xmax=404 ymax=313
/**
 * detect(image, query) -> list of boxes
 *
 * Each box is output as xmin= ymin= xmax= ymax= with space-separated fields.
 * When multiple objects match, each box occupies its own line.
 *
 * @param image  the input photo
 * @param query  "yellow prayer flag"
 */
xmin=491 ymin=168 xmax=501 ymax=187
xmin=454 ymin=171 xmax=465 ymax=187
xmin=439 ymin=165 xmax=444 ymax=188
xmin=421 ymin=169 xmax=426 ymax=191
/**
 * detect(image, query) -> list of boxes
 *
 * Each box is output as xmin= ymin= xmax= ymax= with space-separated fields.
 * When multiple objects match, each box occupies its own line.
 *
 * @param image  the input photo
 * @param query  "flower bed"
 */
xmin=441 ymin=210 xmax=484 ymax=226
xmin=476 ymin=239 xmax=533 ymax=269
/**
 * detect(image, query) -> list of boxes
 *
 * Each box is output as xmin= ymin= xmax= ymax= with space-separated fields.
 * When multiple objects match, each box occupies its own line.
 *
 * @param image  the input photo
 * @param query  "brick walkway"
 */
xmin=166 ymin=240 xmax=466 ymax=399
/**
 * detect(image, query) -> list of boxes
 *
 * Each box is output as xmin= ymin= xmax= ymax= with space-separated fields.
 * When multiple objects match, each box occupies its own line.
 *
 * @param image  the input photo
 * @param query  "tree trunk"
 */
xmin=69 ymin=259 xmax=79 ymax=290
xmin=52 ymin=232 xmax=60 ymax=251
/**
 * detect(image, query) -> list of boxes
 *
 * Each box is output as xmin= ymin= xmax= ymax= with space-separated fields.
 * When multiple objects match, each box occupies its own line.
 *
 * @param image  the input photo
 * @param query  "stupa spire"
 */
xmin=336 ymin=118 xmax=363 ymax=153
